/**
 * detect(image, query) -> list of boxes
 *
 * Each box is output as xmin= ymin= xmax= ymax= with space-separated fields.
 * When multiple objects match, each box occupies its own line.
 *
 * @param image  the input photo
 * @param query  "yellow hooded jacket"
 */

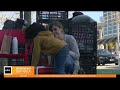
xmin=31 ymin=31 xmax=66 ymax=67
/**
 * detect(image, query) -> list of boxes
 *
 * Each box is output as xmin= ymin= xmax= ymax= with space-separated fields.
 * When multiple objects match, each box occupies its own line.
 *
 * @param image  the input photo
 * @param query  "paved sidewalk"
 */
xmin=97 ymin=65 xmax=120 ymax=75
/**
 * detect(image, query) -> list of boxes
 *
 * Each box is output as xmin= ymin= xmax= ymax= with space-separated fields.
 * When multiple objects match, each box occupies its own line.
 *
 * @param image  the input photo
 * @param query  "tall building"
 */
xmin=98 ymin=11 xmax=120 ymax=51
xmin=103 ymin=11 xmax=120 ymax=38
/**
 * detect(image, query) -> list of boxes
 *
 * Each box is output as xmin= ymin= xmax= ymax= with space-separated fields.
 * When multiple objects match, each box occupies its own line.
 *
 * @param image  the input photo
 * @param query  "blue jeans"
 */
xmin=65 ymin=55 xmax=75 ymax=74
xmin=53 ymin=45 xmax=69 ymax=74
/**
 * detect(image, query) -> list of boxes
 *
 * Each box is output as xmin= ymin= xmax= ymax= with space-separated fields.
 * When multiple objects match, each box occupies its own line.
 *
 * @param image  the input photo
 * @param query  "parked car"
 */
xmin=97 ymin=49 xmax=119 ymax=65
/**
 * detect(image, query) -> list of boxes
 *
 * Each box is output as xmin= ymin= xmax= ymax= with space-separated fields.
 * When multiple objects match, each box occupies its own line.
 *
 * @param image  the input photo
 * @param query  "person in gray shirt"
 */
xmin=49 ymin=21 xmax=80 ymax=74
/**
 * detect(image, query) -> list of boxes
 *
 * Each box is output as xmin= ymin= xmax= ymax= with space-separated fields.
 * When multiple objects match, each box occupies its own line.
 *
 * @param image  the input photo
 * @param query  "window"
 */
xmin=113 ymin=29 xmax=117 ymax=33
xmin=113 ymin=26 xmax=117 ymax=29
xmin=108 ymin=27 xmax=112 ymax=31
xmin=104 ymin=31 xmax=107 ymax=35
xmin=103 ymin=12 xmax=107 ymax=16
xmin=108 ymin=20 xmax=111 ymax=23
xmin=108 ymin=23 xmax=112 ymax=26
xmin=104 ymin=16 xmax=107 ymax=20
xmin=112 ymin=15 xmax=115 ymax=18
xmin=113 ymin=22 xmax=117 ymax=26
xmin=108 ymin=16 xmax=111 ymax=20
xmin=104 ymin=27 xmax=107 ymax=32
xmin=108 ymin=12 xmax=111 ymax=15
xmin=103 ymin=11 xmax=107 ymax=13
xmin=103 ymin=14 xmax=107 ymax=17
xmin=104 ymin=23 xmax=107 ymax=27
xmin=114 ymin=13 xmax=117 ymax=18
xmin=108 ymin=30 xmax=112 ymax=34
xmin=104 ymin=20 xmax=107 ymax=23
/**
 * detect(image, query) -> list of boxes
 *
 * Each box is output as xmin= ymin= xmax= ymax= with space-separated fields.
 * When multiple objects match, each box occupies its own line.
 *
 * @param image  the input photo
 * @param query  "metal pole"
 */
xmin=20 ymin=11 xmax=23 ymax=19
xmin=118 ymin=23 xmax=120 ymax=67
xmin=115 ymin=11 xmax=120 ymax=67
xmin=24 ymin=11 xmax=31 ymax=26
xmin=117 ymin=23 xmax=119 ymax=54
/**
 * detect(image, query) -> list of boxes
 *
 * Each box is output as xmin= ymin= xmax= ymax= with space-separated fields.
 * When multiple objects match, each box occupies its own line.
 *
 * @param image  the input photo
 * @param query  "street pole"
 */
xmin=117 ymin=11 xmax=120 ymax=67
xmin=24 ymin=11 xmax=31 ymax=26
xmin=117 ymin=23 xmax=119 ymax=54
xmin=20 ymin=11 xmax=23 ymax=19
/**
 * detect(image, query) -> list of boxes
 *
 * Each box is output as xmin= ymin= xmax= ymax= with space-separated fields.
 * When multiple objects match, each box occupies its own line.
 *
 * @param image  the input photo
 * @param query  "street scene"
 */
xmin=97 ymin=11 xmax=120 ymax=75
xmin=0 ymin=11 xmax=120 ymax=76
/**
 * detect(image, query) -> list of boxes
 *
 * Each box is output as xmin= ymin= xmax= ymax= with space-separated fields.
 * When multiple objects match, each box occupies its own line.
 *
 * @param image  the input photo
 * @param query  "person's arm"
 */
xmin=67 ymin=35 xmax=80 ymax=60
xmin=66 ymin=35 xmax=80 ymax=74
xmin=31 ymin=37 xmax=41 ymax=67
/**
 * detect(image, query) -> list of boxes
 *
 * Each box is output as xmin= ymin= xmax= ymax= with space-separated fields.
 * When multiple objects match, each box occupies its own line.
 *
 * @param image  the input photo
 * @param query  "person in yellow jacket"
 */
xmin=25 ymin=23 xmax=69 ymax=74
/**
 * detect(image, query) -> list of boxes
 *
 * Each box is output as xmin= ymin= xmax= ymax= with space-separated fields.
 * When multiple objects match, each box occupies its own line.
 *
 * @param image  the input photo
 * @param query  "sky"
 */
xmin=68 ymin=11 xmax=103 ymax=23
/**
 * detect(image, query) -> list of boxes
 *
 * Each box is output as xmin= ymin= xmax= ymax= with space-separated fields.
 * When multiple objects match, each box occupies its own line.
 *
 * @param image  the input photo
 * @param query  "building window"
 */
xmin=108 ymin=27 xmax=112 ymax=31
xmin=112 ymin=15 xmax=115 ymax=18
xmin=108 ymin=12 xmax=111 ymax=15
xmin=108 ymin=23 xmax=112 ymax=26
xmin=108 ymin=16 xmax=111 ymax=20
xmin=104 ymin=28 xmax=107 ymax=32
xmin=113 ymin=22 xmax=117 ymax=26
xmin=104 ymin=16 xmax=107 ymax=20
xmin=104 ymin=23 xmax=107 ymax=27
xmin=108 ymin=19 xmax=111 ymax=23
xmin=104 ymin=31 xmax=107 ymax=35
xmin=104 ymin=20 xmax=107 ymax=23
xmin=103 ymin=14 xmax=107 ymax=17
xmin=113 ymin=26 xmax=117 ymax=29
xmin=113 ymin=29 xmax=117 ymax=33
xmin=108 ymin=30 xmax=112 ymax=34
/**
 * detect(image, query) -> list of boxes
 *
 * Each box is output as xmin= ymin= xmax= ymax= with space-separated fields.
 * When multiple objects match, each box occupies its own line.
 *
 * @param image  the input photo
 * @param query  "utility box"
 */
xmin=69 ymin=15 xmax=97 ymax=74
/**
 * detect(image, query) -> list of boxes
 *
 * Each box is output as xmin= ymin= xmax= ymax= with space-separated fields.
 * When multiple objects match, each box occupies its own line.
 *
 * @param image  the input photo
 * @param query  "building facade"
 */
xmin=98 ymin=11 xmax=120 ymax=52
xmin=103 ymin=11 xmax=120 ymax=38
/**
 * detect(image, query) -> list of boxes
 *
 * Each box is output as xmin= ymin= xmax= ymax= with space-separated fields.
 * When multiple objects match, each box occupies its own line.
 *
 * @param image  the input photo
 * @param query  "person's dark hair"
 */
xmin=49 ymin=21 xmax=64 ymax=32
xmin=15 ymin=18 xmax=26 ymax=30
xmin=2 ymin=19 xmax=16 ymax=30
xmin=25 ymin=22 xmax=45 ymax=39
xmin=73 ymin=11 xmax=83 ymax=17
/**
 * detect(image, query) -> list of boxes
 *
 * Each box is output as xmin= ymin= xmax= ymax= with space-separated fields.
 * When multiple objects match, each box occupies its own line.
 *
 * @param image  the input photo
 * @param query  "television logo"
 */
xmin=4 ymin=66 xmax=12 ymax=75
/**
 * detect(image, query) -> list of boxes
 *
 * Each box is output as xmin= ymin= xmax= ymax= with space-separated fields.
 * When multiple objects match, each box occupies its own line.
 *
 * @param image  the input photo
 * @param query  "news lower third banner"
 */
xmin=4 ymin=66 xmax=116 ymax=78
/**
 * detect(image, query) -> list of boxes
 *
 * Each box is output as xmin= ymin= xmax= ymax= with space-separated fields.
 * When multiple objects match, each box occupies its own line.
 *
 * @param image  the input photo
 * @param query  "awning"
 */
xmin=97 ymin=36 xmax=118 ymax=45
xmin=107 ymin=37 xmax=117 ymax=43
xmin=97 ymin=38 xmax=108 ymax=44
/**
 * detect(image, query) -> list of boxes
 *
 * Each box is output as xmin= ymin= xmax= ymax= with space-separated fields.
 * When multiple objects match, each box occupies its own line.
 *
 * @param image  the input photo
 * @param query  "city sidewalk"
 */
xmin=105 ymin=65 xmax=120 ymax=70
xmin=97 ymin=64 xmax=120 ymax=75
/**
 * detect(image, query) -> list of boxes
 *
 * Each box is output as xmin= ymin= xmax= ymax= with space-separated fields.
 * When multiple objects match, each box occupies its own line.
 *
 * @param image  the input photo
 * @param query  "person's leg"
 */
xmin=54 ymin=46 xmax=69 ymax=74
xmin=65 ymin=55 xmax=75 ymax=74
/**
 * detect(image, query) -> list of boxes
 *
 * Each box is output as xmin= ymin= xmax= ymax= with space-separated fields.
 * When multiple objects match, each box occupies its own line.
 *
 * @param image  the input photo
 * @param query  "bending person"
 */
xmin=25 ymin=22 xmax=69 ymax=74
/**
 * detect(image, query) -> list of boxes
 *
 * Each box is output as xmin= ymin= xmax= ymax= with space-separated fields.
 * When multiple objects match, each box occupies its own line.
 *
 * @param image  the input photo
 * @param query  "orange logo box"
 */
xmin=4 ymin=66 xmax=35 ymax=77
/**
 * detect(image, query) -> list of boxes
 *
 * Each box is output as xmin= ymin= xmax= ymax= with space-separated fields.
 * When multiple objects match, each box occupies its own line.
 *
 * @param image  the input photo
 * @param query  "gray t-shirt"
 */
xmin=64 ymin=34 xmax=80 ymax=61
